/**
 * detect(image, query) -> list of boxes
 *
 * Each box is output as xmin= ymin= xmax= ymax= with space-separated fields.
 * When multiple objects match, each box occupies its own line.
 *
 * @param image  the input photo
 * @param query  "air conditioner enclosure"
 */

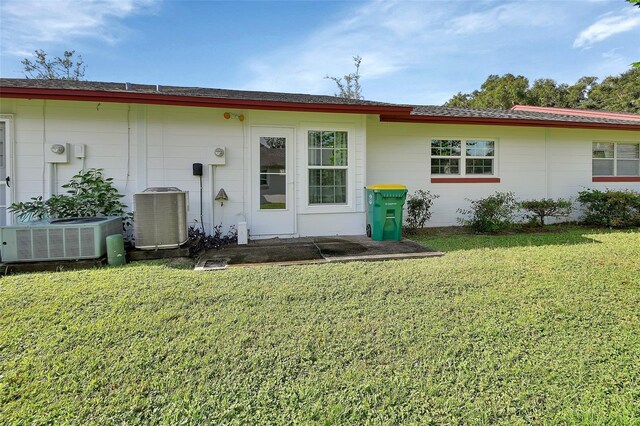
xmin=134 ymin=188 xmax=188 ymax=249
xmin=0 ymin=217 xmax=123 ymax=263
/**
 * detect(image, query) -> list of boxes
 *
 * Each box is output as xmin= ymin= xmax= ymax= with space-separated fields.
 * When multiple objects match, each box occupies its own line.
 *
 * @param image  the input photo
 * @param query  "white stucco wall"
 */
xmin=366 ymin=117 xmax=640 ymax=227
xmin=2 ymin=96 xmax=638 ymax=236
xmin=0 ymin=98 xmax=367 ymax=238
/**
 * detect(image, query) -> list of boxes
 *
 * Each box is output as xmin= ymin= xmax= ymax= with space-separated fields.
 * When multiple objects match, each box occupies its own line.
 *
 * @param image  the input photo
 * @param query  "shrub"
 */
xmin=577 ymin=189 xmax=640 ymax=227
xmin=457 ymin=191 xmax=519 ymax=233
xmin=9 ymin=168 xmax=129 ymax=221
xmin=188 ymin=225 xmax=238 ymax=256
xmin=520 ymin=198 xmax=573 ymax=226
xmin=405 ymin=190 xmax=439 ymax=232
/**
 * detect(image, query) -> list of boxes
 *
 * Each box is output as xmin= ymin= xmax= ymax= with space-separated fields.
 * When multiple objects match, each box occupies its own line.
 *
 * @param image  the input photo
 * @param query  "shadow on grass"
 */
xmin=408 ymin=225 xmax=633 ymax=253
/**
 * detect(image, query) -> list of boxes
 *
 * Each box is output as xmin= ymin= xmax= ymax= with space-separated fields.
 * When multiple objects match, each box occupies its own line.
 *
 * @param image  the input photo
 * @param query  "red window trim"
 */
xmin=592 ymin=176 xmax=640 ymax=182
xmin=431 ymin=177 xmax=501 ymax=184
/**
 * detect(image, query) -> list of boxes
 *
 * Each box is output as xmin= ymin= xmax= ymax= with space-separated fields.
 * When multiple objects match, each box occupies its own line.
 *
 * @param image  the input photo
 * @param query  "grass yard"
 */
xmin=1 ymin=226 xmax=640 ymax=424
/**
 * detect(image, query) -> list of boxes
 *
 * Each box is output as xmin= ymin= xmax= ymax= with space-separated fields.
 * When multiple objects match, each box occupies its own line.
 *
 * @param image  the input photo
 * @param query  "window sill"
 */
xmin=592 ymin=176 xmax=640 ymax=182
xmin=431 ymin=177 xmax=501 ymax=183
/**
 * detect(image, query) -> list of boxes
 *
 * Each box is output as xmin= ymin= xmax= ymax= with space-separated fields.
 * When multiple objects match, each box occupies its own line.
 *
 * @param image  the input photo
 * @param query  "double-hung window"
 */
xmin=308 ymin=130 xmax=348 ymax=204
xmin=431 ymin=139 xmax=496 ymax=175
xmin=592 ymin=142 xmax=640 ymax=177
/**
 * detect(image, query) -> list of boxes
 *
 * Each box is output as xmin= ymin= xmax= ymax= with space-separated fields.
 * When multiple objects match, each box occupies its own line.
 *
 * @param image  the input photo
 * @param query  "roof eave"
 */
xmin=0 ymin=86 xmax=413 ymax=115
xmin=380 ymin=114 xmax=640 ymax=131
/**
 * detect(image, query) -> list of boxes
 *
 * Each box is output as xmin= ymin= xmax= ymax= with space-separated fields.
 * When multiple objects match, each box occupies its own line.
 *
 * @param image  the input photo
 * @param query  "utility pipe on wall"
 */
xmin=47 ymin=163 xmax=56 ymax=197
xmin=209 ymin=165 xmax=215 ymax=235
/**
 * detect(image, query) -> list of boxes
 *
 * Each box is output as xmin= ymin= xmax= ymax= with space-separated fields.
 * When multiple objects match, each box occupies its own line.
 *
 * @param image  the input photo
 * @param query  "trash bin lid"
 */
xmin=366 ymin=184 xmax=407 ymax=190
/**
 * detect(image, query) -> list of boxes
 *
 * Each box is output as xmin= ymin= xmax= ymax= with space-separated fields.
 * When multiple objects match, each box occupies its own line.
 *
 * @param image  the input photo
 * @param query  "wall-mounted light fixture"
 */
xmin=215 ymin=188 xmax=229 ymax=206
xmin=224 ymin=112 xmax=245 ymax=122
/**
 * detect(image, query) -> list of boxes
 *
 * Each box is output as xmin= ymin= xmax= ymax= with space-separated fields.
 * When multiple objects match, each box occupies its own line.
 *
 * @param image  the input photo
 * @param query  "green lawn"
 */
xmin=1 ymin=227 xmax=640 ymax=424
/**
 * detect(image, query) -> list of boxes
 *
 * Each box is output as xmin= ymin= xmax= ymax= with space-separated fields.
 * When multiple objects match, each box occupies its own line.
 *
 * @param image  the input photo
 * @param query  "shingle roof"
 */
xmin=0 ymin=78 xmax=396 ymax=107
xmin=1 ymin=78 xmax=639 ymax=129
xmin=511 ymin=105 xmax=640 ymax=122
xmin=409 ymin=105 xmax=640 ymax=126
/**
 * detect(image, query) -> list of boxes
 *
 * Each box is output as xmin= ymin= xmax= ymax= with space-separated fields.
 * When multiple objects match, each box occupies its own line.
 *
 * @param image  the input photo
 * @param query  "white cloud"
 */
xmin=449 ymin=3 xmax=557 ymax=35
xmin=0 ymin=0 xmax=159 ymax=56
xmin=573 ymin=8 xmax=640 ymax=48
xmin=241 ymin=1 xmax=566 ymax=97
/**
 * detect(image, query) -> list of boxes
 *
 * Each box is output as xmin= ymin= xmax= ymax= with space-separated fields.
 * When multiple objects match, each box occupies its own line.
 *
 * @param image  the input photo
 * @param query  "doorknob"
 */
xmin=5 ymin=176 xmax=9 ymax=188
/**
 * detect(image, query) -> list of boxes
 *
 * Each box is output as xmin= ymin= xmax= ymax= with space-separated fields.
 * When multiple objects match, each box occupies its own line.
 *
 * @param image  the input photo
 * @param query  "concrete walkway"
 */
xmin=195 ymin=236 xmax=443 ymax=270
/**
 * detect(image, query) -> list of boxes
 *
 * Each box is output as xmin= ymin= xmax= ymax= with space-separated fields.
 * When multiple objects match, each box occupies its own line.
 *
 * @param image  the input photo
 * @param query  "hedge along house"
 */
xmin=0 ymin=78 xmax=639 ymax=238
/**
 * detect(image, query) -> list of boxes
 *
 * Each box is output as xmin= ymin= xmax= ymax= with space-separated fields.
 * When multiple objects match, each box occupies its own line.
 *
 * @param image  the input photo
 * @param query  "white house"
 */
xmin=1 ymin=79 xmax=639 ymax=238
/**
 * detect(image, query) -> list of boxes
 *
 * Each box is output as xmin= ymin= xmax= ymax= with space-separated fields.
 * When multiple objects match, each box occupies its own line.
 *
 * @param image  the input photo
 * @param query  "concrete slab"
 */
xmin=196 ymin=235 xmax=443 ymax=269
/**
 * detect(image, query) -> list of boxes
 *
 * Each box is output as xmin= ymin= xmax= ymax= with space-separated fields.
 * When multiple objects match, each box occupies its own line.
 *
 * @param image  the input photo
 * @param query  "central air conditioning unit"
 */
xmin=0 ymin=217 xmax=123 ymax=263
xmin=134 ymin=187 xmax=188 ymax=249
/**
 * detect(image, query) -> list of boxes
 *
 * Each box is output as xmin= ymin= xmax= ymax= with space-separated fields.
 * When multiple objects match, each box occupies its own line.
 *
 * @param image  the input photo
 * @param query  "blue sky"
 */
xmin=1 ymin=0 xmax=639 ymax=105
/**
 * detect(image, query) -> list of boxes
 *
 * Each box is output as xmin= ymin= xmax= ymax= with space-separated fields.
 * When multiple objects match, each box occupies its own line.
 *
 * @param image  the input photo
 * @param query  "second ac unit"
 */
xmin=134 ymin=187 xmax=188 ymax=249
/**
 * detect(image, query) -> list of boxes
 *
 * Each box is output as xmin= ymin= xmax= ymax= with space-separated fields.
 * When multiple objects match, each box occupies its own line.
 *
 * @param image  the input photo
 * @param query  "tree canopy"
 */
xmin=444 ymin=68 xmax=640 ymax=113
xmin=22 ymin=50 xmax=86 ymax=80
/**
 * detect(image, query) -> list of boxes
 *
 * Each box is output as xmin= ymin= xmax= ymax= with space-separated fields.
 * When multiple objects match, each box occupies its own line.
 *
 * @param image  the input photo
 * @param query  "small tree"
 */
xmin=22 ymin=49 xmax=86 ymax=80
xmin=326 ymin=55 xmax=363 ymax=100
xmin=519 ymin=198 xmax=573 ymax=226
xmin=405 ymin=190 xmax=439 ymax=233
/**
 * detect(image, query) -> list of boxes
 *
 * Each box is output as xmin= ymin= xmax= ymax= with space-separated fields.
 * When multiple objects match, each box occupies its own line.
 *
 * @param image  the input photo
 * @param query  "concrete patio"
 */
xmin=195 ymin=235 xmax=443 ymax=270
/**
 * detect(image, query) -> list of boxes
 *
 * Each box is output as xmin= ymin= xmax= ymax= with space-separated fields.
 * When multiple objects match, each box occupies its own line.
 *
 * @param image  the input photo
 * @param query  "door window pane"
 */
xmin=260 ymin=137 xmax=286 ymax=169
xmin=259 ymin=136 xmax=286 ymax=210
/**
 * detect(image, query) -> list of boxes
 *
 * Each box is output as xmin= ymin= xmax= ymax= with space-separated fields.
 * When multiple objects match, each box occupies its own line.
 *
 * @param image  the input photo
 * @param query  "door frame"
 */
xmin=249 ymin=125 xmax=297 ymax=238
xmin=0 ymin=115 xmax=15 ymax=225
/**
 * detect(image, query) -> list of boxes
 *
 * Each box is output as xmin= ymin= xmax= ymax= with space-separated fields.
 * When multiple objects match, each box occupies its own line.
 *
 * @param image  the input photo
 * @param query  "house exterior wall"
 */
xmin=1 ymin=95 xmax=638 ymax=237
xmin=0 ymin=98 xmax=367 ymax=237
xmin=366 ymin=117 xmax=640 ymax=226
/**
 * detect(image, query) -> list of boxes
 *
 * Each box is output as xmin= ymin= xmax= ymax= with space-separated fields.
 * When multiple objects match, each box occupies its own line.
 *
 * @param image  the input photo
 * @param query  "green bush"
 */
xmin=520 ymin=198 xmax=573 ymax=226
xmin=577 ymin=188 xmax=640 ymax=227
xmin=404 ymin=190 xmax=439 ymax=232
xmin=9 ymin=168 xmax=129 ymax=221
xmin=457 ymin=191 xmax=519 ymax=233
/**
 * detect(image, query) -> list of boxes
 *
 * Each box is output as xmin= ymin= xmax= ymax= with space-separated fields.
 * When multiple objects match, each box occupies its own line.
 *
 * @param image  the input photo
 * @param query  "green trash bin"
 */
xmin=365 ymin=184 xmax=408 ymax=241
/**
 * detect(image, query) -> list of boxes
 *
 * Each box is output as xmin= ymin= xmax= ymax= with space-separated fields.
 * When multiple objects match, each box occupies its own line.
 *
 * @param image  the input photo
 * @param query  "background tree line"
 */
xmin=444 ymin=69 xmax=639 ymax=113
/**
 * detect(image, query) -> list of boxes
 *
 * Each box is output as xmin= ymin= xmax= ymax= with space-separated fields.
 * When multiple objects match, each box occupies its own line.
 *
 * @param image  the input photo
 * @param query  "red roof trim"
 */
xmin=592 ymin=176 xmax=640 ymax=183
xmin=380 ymin=114 xmax=640 ymax=131
xmin=0 ymin=87 xmax=414 ymax=115
xmin=431 ymin=177 xmax=501 ymax=184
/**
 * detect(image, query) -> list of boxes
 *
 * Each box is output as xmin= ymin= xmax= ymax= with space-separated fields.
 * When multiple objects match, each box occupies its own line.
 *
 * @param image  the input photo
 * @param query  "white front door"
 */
xmin=250 ymin=127 xmax=295 ymax=237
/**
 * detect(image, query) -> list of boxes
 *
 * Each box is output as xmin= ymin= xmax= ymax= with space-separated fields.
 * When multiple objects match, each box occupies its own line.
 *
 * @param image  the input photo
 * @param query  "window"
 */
xmin=593 ymin=142 xmax=640 ymax=176
xmin=308 ymin=130 xmax=347 ymax=204
xmin=431 ymin=139 xmax=495 ymax=175
xmin=259 ymin=137 xmax=286 ymax=209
